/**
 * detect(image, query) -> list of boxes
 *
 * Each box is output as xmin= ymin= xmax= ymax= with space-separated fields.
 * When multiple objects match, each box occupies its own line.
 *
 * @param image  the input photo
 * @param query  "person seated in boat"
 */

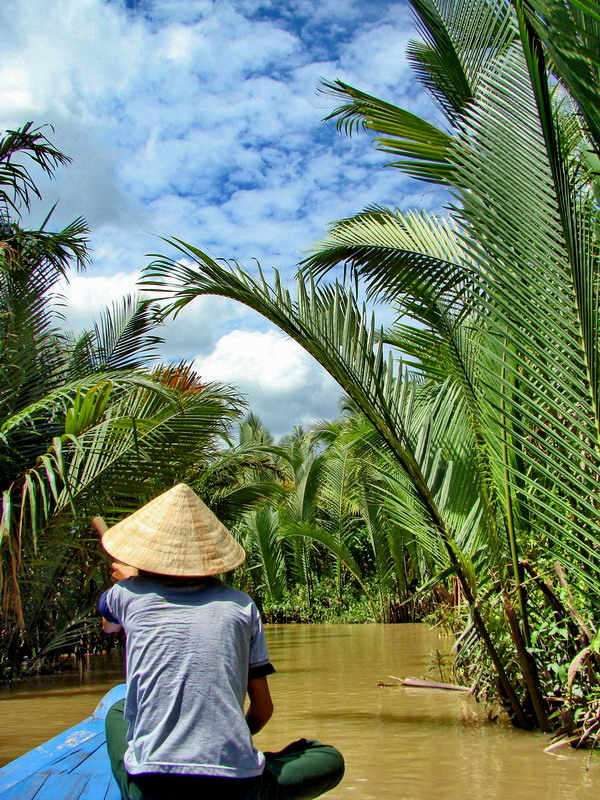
xmin=97 ymin=483 xmax=344 ymax=800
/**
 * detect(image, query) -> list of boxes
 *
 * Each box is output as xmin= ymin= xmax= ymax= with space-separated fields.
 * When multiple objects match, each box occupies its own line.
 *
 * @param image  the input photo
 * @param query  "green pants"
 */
xmin=105 ymin=700 xmax=344 ymax=800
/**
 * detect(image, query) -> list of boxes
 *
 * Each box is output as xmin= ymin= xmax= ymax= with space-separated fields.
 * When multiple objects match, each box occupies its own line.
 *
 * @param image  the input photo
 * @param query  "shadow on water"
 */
xmin=307 ymin=707 xmax=492 ymax=728
xmin=0 ymin=686 xmax=117 ymax=701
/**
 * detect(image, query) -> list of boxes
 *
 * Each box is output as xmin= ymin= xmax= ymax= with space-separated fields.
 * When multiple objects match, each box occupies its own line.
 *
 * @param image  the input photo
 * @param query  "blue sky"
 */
xmin=1 ymin=0 xmax=444 ymax=436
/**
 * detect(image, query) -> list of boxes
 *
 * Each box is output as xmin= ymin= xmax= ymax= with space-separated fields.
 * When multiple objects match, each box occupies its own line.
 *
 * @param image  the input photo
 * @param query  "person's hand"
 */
xmin=110 ymin=562 xmax=138 ymax=581
xmin=92 ymin=517 xmax=108 ymax=538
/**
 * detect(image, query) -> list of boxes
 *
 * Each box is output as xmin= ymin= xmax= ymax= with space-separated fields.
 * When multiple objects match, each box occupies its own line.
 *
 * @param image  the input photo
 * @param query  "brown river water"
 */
xmin=0 ymin=623 xmax=598 ymax=799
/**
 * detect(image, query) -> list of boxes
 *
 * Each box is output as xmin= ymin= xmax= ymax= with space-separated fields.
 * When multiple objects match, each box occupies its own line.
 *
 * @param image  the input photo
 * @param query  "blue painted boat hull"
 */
xmin=0 ymin=683 xmax=126 ymax=799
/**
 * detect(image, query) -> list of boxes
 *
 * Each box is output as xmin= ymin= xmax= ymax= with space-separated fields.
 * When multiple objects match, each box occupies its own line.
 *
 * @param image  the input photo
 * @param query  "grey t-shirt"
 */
xmin=103 ymin=576 xmax=273 ymax=777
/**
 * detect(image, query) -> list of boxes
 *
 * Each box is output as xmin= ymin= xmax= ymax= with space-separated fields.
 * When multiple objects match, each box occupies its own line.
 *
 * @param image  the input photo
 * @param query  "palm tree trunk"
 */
xmin=503 ymin=592 xmax=552 ymax=732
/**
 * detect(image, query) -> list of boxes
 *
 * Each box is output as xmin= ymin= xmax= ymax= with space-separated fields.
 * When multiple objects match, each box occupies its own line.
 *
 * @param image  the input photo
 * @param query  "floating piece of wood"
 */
xmin=391 ymin=675 xmax=471 ymax=692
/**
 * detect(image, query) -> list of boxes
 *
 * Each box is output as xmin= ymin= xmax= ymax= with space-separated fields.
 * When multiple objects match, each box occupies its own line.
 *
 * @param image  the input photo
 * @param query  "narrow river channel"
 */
xmin=1 ymin=624 xmax=598 ymax=799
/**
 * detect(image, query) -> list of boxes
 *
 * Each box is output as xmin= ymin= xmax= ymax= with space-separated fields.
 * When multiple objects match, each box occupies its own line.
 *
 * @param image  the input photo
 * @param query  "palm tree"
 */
xmin=0 ymin=126 xmax=251 ymax=675
xmin=318 ymin=402 xmax=469 ymax=622
xmin=1 ymin=288 xmax=244 ymax=672
xmin=229 ymin=416 xmax=377 ymax=618
xmin=144 ymin=0 xmax=598 ymax=730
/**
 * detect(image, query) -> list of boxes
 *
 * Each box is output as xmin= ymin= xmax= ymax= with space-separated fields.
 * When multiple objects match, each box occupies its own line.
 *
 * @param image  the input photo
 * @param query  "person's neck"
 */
xmin=138 ymin=571 xmax=221 ymax=586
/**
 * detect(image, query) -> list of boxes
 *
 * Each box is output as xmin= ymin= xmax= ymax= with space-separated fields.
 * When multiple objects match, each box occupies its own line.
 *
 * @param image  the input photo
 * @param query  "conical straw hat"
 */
xmin=101 ymin=484 xmax=245 ymax=576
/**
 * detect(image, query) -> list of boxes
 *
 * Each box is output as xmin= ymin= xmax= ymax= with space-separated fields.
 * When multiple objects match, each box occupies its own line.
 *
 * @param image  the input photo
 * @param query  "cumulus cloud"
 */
xmin=3 ymin=0 xmax=446 ymax=433
xmin=2 ymin=0 xmax=443 ymax=260
xmin=57 ymin=270 xmax=142 ymax=332
xmin=57 ymin=270 xmax=250 ymax=361
xmin=193 ymin=330 xmax=341 ymax=437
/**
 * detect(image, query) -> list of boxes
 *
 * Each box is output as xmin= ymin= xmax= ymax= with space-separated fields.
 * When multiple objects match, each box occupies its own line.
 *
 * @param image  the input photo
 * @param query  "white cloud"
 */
xmin=56 ymin=270 xmax=142 ymax=332
xmin=2 ymin=0 xmax=447 ymax=433
xmin=159 ymin=295 xmax=251 ymax=361
xmin=56 ymin=270 xmax=249 ymax=361
xmin=196 ymin=330 xmax=309 ymax=392
xmin=193 ymin=329 xmax=341 ymax=436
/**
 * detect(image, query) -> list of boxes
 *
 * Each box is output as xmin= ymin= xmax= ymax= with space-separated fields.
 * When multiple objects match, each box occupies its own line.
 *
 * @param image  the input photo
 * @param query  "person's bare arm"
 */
xmin=101 ymin=561 xmax=138 ymax=633
xmin=94 ymin=516 xmax=137 ymax=634
xmin=246 ymin=676 xmax=274 ymax=734
xmin=102 ymin=618 xmax=122 ymax=634
xmin=92 ymin=516 xmax=109 ymax=537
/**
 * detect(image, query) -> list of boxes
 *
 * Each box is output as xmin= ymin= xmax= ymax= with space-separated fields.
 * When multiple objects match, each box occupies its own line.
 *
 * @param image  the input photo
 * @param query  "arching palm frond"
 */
xmin=190 ymin=438 xmax=286 ymax=524
xmin=143 ymin=247 xmax=489 ymax=591
xmin=282 ymin=452 xmax=326 ymax=527
xmin=0 ymin=374 xmax=225 ymax=545
xmin=87 ymin=295 xmax=163 ymax=373
xmin=448 ymin=42 xmax=600 ymax=591
xmin=238 ymin=413 xmax=275 ymax=446
xmin=303 ymin=207 xmax=471 ymax=312
xmin=243 ymin=507 xmax=288 ymax=603
xmin=0 ymin=123 xmax=70 ymax=218
xmin=517 ymin=0 xmax=600 ymax=149
xmin=283 ymin=520 xmax=378 ymax=617
xmin=321 ymin=81 xmax=455 ymax=184
xmin=408 ymin=0 xmax=517 ymax=121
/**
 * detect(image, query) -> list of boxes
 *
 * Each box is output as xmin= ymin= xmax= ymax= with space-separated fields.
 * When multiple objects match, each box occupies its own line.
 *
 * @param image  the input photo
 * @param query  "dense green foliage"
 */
xmin=0 ymin=125 xmax=282 ymax=676
xmin=230 ymin=414 xmax=434 ymax=625
xmin=145 ymin=0 xmax=600 ymax=744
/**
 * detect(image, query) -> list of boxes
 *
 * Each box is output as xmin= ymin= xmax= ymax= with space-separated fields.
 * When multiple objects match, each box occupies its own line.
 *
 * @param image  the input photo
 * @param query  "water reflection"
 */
xmin=1 ymin=624 xmax=598 ymax=799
